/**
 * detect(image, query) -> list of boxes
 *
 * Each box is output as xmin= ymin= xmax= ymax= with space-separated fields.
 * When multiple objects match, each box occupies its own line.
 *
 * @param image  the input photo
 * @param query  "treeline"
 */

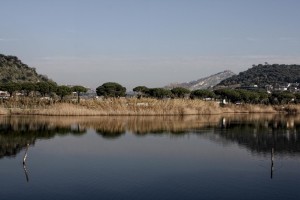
xmin=2 ymin=81 xmax=300 ymax=105
xmin=0 ymin=82 xmax=87 ymax=102
xmin=133 ymin=85 xmax=300 ymax=104
xmin=218 ymin=63 xmax=300 ymax=87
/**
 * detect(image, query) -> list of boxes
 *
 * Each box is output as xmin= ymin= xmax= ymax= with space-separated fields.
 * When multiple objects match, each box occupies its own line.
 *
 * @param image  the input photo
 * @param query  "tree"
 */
xmin=190 ymin=89 xmax=215 ymax=99
xmin=133 ymin=86 xmax=149 ymax=98
xmin=36 ymin=82 xmax=49 ymax=96
xmin=56 ymin=85 xmax=72 ymax=101
xmin=271 ymin=91 xmax=295 ymax=104
xmin=171 ymin=87 xmax=190 ymax=98
xmin=72 ymin=85 xmax=87 ymax=103
xmin=48 ymin=82 xmax=58 ymax=95
xmin=36 ymin=82 xmax=57 ymax=97
xmin=257 ymin=91 xmax=270 ymax=104
xmin=0 ymin=82 xmax=21 ymax=97
xmin=294 ymin=93 xmax=300 ymax=104
xmin=96 ymin=82 xmax=126 ymax=98
xmin=214 ymin=89 xmax=241 ymax=103
xmin=21 ymin=82 xmax=36 ymax=96
xmin=146 ymin=88 xmax=172 ymax=99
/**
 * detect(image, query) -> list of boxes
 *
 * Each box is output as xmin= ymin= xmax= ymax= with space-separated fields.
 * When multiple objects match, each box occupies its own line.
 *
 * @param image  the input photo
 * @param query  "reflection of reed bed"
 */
xmin=0 ymin=115 xmax=81 ymax=135
xmin=93 ymin=117 xmax=126 ymax=137
xmin=222 ymin=114 xmax=300 ymax=133
xmin=0 ymin=115 xmax=223 ymax=135
xmin=23 ymin=115 xmax=222 ymax=135
xmin=126 ymin=115 xmax=221 ymax=134
xmin=1 ymin=114 xmax=300 ymax=138
xmin=222 ymin=113 xmax=300 ymax=126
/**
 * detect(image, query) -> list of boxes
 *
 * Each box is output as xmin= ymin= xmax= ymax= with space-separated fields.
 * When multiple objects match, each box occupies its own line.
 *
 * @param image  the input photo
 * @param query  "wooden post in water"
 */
xmin=23 ymin=144 xmax=29 ymax=164
xmin=271 ymin=147 xmax=274 ymax=179
xmin=23 ymin=162 xmax=29 ymax=182
xmin=22 ymin=144 xmax=30 ymax=182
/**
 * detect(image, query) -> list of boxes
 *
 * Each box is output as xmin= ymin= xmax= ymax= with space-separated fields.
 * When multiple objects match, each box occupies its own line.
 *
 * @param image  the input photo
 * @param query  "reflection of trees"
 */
xmin=96 ymin=130 xmax=125 ymax=139
xmin=0 ymin=114 xmax=300 ymax=159
xmin=95 ymin=117 xmax=126 ymax=139
xmin=216 ymin=114 xmax=300 ymax=155
xmin=0 ymin=116 xmax=88 ymax=159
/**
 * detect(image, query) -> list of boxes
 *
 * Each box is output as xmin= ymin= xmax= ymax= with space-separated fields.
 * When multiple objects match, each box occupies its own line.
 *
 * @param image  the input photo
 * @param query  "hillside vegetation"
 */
xmin=0 ymin=54 xmax=53 ymax=83
xmin=218 ymin=64 xmax=300 ymax=87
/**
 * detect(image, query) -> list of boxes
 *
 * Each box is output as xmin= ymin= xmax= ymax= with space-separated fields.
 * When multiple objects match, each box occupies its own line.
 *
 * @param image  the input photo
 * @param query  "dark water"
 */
xmin=0 ymin=114 xmax=300 ymax=200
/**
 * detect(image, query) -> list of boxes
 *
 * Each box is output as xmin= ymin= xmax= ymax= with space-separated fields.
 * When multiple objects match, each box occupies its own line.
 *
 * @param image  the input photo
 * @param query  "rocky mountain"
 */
xmin=166 ymin=70 xmax=235 ymax=90
xmin=0 ymin=54 xmax=53 ymax=83
xmin=217 ymin=63 xmax=300 ymax=87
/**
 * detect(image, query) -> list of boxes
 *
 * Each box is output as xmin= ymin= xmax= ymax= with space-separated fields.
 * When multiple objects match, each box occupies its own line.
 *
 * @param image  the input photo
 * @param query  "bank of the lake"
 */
xmin=1 ymin=98 xmax=299 ymax=116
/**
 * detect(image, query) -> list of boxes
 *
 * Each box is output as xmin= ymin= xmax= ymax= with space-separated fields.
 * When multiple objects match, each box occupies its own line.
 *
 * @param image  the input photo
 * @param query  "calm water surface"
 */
xmin=0 ymin=114 xmax=300 ymax=200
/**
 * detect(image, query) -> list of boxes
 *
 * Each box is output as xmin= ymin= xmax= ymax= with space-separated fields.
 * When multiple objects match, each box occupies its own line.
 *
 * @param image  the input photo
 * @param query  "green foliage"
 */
xmin=0 ymin=82 xmax=21 ymax=96
xmin=146 ymin=88 xmax=172 ymax=99
xmin=133 ymin=86 xmax=149 ymax=98
xmin=236 ymin=89 xmax=260 ymax=103
xmin=72 ymin=85 xmax=87 ymax=93
xmin=56 ymin=85 xmax=72 ymax=100
xmin=214 ymin=89 xmax=241 ymax=103
xmin=48 ymin=82 xmax=58 ymax=94
xmin=214 ymin=88 xmax=270 ymax=104
xmin=0 ymin=54 xmax=55 ymax=84
xmin=72 ymin=85 xmax=87 ymax=103
xmin=190 ymin=89 xmax=215 ymax=99
xmin=218 ymin=63 xmax=300 ymax=87
xmin=21 ymin=82 xmax=36 ymax=96
xmin=171 ymin=87 xmax=190 ymax=98
xmin=35 ymin=82 xmax=57 ymax=96
xmin=133 ymin=86 xmax=149 ymax=93
xmin=96 ymin=82 xmax=126 ymax=97
xmin=271 ymin=91 xmax=295 ymax=104
xmin=294 ymin=93 xmax=300 ymax=103
xmin=37 ymin=82 xmax=52 ymax=96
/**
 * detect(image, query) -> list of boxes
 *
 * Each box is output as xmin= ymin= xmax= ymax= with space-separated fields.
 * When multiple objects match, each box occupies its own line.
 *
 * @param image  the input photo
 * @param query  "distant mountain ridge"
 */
xmin=217 ymin=64 xmax=300 ymax=87
xmin=166 ymin=70 xmax=235 ymax=90
xmin=0 ymin=54 xmax=53 ymax=83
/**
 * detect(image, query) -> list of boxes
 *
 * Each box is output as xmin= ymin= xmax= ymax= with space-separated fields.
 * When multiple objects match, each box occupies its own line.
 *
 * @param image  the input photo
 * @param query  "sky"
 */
xmin=1 ymin=0 xmax=300 ymax=90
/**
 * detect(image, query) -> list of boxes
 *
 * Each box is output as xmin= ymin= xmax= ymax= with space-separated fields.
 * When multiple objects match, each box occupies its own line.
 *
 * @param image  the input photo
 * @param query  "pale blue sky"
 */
xmin=1 ymin=0 xmax=300 ymax=89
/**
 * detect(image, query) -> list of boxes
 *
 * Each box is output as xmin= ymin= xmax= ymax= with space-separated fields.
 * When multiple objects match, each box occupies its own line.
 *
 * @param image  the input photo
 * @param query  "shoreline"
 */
xmin=1 ymin=98 xmax=299 ymax=116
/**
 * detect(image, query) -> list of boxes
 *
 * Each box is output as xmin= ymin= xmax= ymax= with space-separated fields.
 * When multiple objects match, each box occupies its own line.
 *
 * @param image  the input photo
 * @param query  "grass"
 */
xmin=0 ymin=97 xmax=299 ymax=116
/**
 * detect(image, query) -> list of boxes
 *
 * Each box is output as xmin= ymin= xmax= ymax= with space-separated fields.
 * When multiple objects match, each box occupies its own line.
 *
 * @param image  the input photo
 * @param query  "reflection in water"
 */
xmin=23 ymin=144 xmax=29 ymax=164
xmin=0 ymin=114 xmax=299 ymax=160
xmin=22 ymin=144 xmax=29 ymax=182
xmin=271 ymin=148 xmax=274 ymax=179
xmin=216 ymin=115 xmax=300 ymax=155
xmin=23 ymin=162 xmax=29 ymax=182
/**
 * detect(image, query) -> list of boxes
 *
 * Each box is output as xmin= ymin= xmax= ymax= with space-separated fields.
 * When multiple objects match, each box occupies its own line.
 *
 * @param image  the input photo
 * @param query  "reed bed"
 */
xmin=0 ymin=98 xmax=223 ymax=116
xmin=0 ymin=107 xmax=8 ymax=115
xmin=221 ymin=104 xmax=277 ymax=113
xmin=1 ymin=97 xmax=299 ymax=116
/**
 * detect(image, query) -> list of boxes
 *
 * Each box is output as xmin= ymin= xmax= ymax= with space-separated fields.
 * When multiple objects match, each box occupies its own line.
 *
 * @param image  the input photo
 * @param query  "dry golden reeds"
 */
xmin=0 ymin=106 xmax=8 ymax=115
xmin=1 ymin=97 xmax=299 ymax=116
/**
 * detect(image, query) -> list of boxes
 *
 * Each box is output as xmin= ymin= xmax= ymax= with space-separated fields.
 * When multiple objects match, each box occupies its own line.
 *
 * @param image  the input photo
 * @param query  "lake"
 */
xmin=0 ymin=114 xmax=300 ymax=200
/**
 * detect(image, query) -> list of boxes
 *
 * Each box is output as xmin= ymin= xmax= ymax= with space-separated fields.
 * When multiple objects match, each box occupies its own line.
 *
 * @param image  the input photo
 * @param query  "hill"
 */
xmin=166 ymin=70 xmax=235 ymax=90
xmin=0 ymin=54 xmax=53 ymax=83
xmin=217 ymin=64 xmax=300 ymax=87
